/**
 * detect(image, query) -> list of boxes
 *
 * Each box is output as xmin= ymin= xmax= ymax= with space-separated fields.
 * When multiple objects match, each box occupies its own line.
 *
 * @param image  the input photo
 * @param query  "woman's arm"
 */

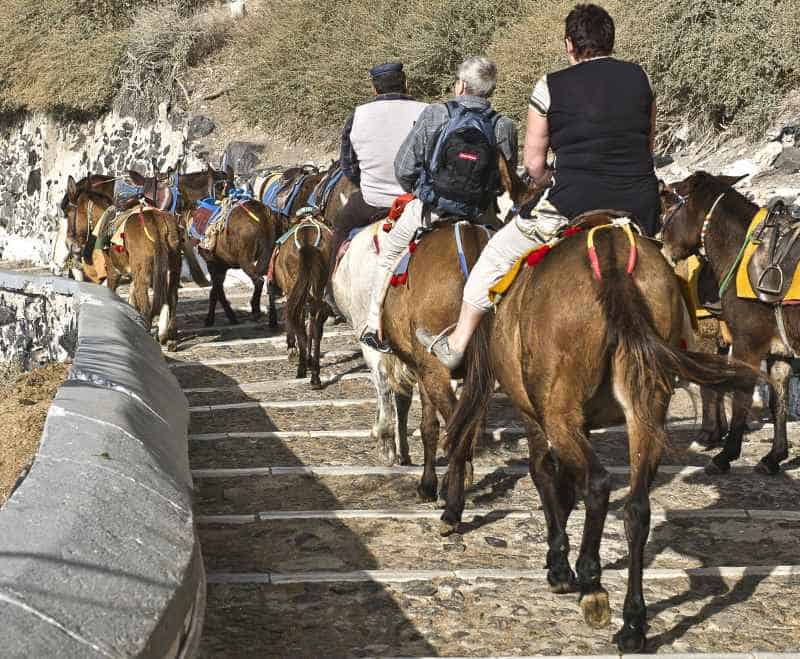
xmin=523 ymin=106 xmax=550 ymax=183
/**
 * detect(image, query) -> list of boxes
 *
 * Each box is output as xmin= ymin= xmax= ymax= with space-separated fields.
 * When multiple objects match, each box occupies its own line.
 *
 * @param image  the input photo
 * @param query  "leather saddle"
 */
xmin=126 ymin=169 xmax=174 ymax=211
xmin=274 ymin=164 xmax=318 ymax=210
xmin=746 ymin=200 xmax=800 ymax=304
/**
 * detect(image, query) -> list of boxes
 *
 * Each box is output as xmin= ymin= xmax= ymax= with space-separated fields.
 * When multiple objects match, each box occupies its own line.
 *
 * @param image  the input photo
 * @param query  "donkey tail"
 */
xmin=595 ymin=232 xmax=765 ymax=435
xmin=286 ymin=245 xmax=327 ymax=338
xmin=384 ymin=355 xmax=417 ymax=398
xmin=150 ymin=228 xmax=169 ymax=329
xmin=183 ymin=242 xmax=210 ymax=287
xmin=444 ymin=316 xmax=494 ymax=455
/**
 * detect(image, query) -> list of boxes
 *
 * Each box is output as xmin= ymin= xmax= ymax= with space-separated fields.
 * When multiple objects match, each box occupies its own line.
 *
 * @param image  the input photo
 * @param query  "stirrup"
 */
xmin=359 ymin=327 xmax=392 ymax=354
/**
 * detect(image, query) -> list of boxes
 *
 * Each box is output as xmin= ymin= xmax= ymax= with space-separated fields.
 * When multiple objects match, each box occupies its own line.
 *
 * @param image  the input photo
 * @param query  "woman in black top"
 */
xmin=417 ymin=3 xmax=660 ymax=369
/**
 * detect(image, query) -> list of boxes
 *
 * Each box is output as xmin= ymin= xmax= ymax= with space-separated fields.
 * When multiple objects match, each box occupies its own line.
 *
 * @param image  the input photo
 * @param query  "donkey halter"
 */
xmin=661 ymin=186 xmax=726 ymax=258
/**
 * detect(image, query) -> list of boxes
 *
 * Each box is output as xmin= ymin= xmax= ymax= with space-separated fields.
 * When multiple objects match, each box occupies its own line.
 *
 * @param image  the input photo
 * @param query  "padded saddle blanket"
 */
xmin=307 ymin=164 xmax=344 ymax=212
xmin=261 ymin=167 xmax=317 ymax=217
xmin=736 ymin=206 xmax=800 ymax=304
xmin=188 ymin=188 xmax=255 ymax=244
xmin=113 ymin=177 xmax=179 ymax=213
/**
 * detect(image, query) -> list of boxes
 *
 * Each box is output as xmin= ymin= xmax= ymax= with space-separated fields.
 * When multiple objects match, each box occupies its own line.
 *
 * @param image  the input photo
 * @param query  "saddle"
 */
xmin=308 ymin=162 xmax=343 ymax=212
xmin=745 ymin=200 xmax=800 ymax=304
xmin=124 ymin=170 xmax=178 ymax=213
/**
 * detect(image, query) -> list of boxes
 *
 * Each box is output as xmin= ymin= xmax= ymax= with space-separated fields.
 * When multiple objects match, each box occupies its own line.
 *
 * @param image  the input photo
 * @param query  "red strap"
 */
xmin=388 ymin=193 xmax=415 ymax=220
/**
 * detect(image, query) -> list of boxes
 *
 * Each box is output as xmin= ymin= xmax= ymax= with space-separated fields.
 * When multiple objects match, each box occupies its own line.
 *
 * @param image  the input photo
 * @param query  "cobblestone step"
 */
xmin=197 ymin=513 xmax=800 ymax=574
xmin=199 ymin=574 xmax=800 ymax=656
xmin=186 ymin=427 xmax=793 ymax=470
xmin=193 ymin=467 xmax=800 ymax=516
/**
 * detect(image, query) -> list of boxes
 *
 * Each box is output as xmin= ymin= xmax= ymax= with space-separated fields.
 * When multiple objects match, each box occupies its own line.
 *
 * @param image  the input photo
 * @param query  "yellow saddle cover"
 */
xmin=735 ymin=208 xmax=800 ymax=302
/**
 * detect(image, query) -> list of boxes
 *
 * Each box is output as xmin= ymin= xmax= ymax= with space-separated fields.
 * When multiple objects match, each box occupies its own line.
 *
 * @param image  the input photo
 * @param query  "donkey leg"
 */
xmin=292 ymin=309 xmax=309 ymax=380
xmin=309 ymin=304 xmax=329 ymax=390
xmin=165 ymin=254 xmax=181 ymax=351
xmin=250 ymin=274 xmax=264 ymax=320
xmin=393 ymin=390 xmax=413 ymax=466
xmin=575 ymin=454 xmax=612 ymax=628
xmin=708 ymin=346 xmax=761 ymax=474
xmin=268 ymin=281 xmax=279 ymax=328
xmin=527 ymin=418 xmax=578 ymax=594
xmin=205 ymin=266 xmax=222 ymax=327
xmin=696 ymin=388 xmax=726 ymax=448
xmin=417 ymin=382 xmax=441 ymax=503
xmin=757 ymin=358 xmax=791 ymax=474
xmin=365 ymin=351 xmax=396 ymax=465
xmin=616 ymin=424 xmax=663 ymax=652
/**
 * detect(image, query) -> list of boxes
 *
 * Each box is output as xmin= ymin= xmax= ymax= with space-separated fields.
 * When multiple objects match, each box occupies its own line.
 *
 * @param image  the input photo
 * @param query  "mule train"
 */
xmin=52 ymin=147 xmax=798 ymax=650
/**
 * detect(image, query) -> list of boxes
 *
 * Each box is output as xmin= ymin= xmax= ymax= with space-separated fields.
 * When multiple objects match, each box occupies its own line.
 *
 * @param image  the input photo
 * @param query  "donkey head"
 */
xmin=660 ymin=172 xmax=746 ymax=263
xmin=497 ymin=155 xmax=553 ymax=222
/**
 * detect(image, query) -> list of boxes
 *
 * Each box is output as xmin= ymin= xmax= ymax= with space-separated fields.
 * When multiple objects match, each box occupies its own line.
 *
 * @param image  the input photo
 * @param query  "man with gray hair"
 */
xmin=361 ymin=55 xmax=517 ymax=352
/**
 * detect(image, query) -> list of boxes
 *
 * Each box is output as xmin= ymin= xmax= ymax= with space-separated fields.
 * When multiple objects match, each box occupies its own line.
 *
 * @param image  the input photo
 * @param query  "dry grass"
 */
xmin=0 ymin=362 xmax=67 ymax=506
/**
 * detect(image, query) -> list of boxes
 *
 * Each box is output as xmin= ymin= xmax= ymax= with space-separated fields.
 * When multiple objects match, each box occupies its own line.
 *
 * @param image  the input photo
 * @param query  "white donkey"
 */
xmin=332 ymin=221 xmax=416 ymax=466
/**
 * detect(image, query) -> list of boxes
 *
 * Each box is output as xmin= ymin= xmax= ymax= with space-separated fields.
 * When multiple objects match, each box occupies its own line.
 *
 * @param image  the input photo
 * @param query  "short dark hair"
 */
xmin=372 ymin=70 xmax=407 ymax=95
xmin=565 ymin=4 xmax=615 ymax=59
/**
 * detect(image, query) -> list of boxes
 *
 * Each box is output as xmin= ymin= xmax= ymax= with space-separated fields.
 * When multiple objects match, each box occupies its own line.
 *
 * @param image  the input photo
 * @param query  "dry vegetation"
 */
xmin=0 ymin=0 xmax=797 ymax=145
xmin=0 ymin=362 xmax=67 ymax=505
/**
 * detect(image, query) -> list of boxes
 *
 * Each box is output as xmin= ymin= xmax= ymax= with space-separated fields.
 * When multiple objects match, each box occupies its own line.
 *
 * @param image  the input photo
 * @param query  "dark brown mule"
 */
xmin=381 ymin=220 xmax=493 ymax=500
xmin=265 ymin=170 xmax=326 ymax=326
xmin=272 ymin=221 xmax=332 ymax=388
xmin=441 ymin=163 xmax=764 ymax=652
xmin=661 ymin=171 xmax=796 ymax=475
xmin=66 ymin=191 xmax=182 ymax=349
xmin=192 ymin=198 xmax=278 ymax=327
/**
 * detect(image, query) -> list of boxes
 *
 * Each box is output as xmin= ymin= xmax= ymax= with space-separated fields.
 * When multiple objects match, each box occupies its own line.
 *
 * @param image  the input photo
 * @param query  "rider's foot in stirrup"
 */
xmin=415 ymin=327 xmax=464 ymax=370
xmin=360 ymin=327 xmax=392 ymax=353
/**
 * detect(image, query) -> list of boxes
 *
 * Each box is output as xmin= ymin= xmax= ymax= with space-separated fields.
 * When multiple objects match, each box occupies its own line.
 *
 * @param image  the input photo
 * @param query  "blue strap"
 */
xmin=454 ymin=222 xmax=470 ymax=279
xmin=169 ymin=186 xmax=180 ymax=214
xmin=394 ymin=251 xmax=412 ymax=277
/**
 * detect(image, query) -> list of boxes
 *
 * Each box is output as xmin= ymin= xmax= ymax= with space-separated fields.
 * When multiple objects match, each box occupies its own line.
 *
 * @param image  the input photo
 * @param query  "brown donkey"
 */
xmin=190 ymin=198 xmax=278 ymax=327
xmin=441 ymin=166 xmax=764 ymax=652
xmin=661 ymin=171 xmax=796 ymax=476
xmin=272 ymin=220 xmax=332 ymax=388
xmin=381 ymin=220 xmax=493 ymax=500
xmin=66 ymin=191 xmax=182 ymax=349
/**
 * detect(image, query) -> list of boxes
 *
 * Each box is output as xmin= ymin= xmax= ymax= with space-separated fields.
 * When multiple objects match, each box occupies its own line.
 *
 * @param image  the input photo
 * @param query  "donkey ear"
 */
xmin=497 ymin=153 xmax=519 ymax=201
xmin=67 ymin=175 xmax=78 ymax=203
xmin=717 ymin=173 xmax=747 ymax=188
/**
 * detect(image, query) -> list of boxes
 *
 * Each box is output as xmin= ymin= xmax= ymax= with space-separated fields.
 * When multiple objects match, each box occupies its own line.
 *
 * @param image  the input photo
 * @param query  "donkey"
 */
xmin=272 ymin=220 xmax=332 ymax=387
xmin=661 ymin=171 xmax=797 ymax=476
xmin=189 ymin=197 xmax=278 ymax=327
xmin=440 ymin=165 xmax=764 ymax=652
xmin=66 ymin=190 xmax=182 ymax=349
xmin=332 ymin=194 xmax=496 ymax=484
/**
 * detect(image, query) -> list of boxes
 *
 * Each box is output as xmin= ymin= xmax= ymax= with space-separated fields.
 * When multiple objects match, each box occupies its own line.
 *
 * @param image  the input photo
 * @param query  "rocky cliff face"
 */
xmin=0 ymin=105 xmax=205 ymax=264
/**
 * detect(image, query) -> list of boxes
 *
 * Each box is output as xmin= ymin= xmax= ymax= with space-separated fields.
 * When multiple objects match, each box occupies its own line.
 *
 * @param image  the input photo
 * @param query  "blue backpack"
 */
xmin=417 ymin=100 xmax=500 ymax=219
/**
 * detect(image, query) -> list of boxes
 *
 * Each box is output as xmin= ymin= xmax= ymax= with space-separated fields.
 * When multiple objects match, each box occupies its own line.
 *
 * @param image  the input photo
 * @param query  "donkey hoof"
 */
xmin=615 ymin=623 xmax=646 ymax=653
xmin=310 ymin=378 xmax=323 ymax=391
xmin=439 ymin=508 xmax=462 ymax=536
xmin=166 ymin=340 xmax=178 ymax=352
xmin=580 ymin=589 xmax=611 ymax=629
xmin=204 ymin=317 xmax=216 ymax=327
xmin=694 ymin=430 xmax=722 ymax=450
xmin=295 ymin=368 xmax=307 ymax=380
xmin=547 ymin=568 xmax=577 ymax=594
xmin=417 ymin=483 xmax=437 ymax=503
xmin=228 ymin=317 xmax=239 ymax=326
xmin=755 ymin=457 xmax=781 ymax=476
xmin=705 ymin=455 xmax=731 ymax=475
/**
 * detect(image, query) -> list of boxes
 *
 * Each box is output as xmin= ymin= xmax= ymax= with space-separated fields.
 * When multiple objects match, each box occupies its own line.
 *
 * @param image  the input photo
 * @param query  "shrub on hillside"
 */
xmin=114 ymin=2 xmax=232 ymax=119
xmin=227 ymin=0 xmax=522 ymax=140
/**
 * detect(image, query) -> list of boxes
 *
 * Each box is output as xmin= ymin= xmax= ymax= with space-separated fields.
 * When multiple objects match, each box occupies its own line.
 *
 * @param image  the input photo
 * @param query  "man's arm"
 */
xmin=394 ymin=107 xmax=434 ymax=193
xmin=523 ymin=107 xmax=549 ymax=182
xmin=340 ymin=112 xmax=360 ymax=185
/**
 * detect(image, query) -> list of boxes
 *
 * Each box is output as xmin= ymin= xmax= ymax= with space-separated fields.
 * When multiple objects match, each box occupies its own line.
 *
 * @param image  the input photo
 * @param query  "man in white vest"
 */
xmin=326 ymin=63 xmax=427 ymax=313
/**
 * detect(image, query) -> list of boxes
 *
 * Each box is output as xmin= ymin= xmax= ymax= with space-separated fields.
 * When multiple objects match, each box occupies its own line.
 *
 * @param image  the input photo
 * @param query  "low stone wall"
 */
xmin=0 ymin=271 xmax=204 ymax=658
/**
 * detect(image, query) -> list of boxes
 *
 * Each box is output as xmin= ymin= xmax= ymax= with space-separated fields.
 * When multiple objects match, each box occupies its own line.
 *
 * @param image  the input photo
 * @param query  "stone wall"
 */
xmin=0 ymin=105 xmax=206 ymax=264
xmin=0 ymin=286 xmax=76 ymax=369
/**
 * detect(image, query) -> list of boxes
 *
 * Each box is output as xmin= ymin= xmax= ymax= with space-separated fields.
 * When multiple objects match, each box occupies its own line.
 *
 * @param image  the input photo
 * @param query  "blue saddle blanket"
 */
xmin=262 ymin=175 xmax=308 ymax=217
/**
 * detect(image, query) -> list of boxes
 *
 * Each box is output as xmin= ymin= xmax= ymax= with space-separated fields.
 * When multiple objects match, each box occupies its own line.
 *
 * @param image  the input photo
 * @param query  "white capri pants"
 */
xmin=462 ymin=193 xmax=568 ymax=310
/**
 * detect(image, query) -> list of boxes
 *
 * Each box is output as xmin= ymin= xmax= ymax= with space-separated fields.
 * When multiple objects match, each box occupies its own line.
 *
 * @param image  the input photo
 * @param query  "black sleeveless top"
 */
xmin=546 ymin=58 xmax=660 ymax=235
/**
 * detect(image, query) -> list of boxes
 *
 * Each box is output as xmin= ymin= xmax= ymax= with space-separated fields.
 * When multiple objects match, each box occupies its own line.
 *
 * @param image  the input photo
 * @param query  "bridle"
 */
xmin=65 ymin=195 xmax=95 ymax=250
xmin=660 ymin=186 xmax=726 ymax=258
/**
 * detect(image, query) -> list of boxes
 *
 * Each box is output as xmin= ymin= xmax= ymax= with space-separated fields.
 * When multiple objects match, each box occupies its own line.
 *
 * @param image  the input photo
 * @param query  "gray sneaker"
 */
xmin=415 ymin=327 xmax=464 ymax=370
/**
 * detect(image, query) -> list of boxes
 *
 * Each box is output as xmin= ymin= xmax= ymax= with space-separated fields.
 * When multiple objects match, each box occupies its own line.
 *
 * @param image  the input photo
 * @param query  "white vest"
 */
xmin=350 ymin=98 xmax=427 ymax=207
